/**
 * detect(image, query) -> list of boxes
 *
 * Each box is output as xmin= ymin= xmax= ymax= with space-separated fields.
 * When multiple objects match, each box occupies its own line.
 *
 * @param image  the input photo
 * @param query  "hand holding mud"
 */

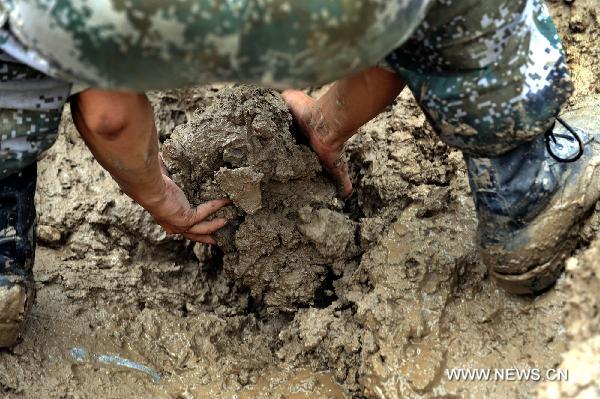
xmin=135 ymin=174 xmax=230 ymax=245
xmin=70 ymin=89 xmax=230 ymax=244
xmin=282 ymin=90 xmax=353 ymax=198
xmin=282 ymin=67 xmax=405 ymax=198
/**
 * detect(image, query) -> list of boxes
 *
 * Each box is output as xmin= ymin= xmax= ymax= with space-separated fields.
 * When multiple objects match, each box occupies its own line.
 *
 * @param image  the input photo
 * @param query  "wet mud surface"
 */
xmin=1 ymin=1 xmax=599 ymax=398
xmin=162 ymin=86 xmax=358 ymax=312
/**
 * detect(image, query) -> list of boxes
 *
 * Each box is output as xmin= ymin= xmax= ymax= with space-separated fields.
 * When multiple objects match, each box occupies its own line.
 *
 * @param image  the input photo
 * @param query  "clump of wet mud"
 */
xmin=162 ymin=86 xmax=360 ymax=311
xmin=0 ymin=89 xmax=572 ymax=399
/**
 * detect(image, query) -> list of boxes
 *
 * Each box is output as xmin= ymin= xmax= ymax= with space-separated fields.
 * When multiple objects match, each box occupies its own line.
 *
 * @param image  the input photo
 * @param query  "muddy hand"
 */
xmin=144 ymin=174 xmax=231 ymax=245
xmin=282 ymin=90 xmax=353 ymax=198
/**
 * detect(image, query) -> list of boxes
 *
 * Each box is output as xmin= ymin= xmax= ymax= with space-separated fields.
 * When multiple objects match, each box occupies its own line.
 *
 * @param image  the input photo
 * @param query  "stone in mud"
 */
xmin=163 ymin=85 xmax=359 ymax=311
xmin=215 ymin=167 xmax=263 ymax=214
xmin=36 ymin=224 xmax=62 ymax=246
xmin=0 ymin=285 xmax=27 ymax=347
xmin=298 ymin=207 xmax=355 ymax=258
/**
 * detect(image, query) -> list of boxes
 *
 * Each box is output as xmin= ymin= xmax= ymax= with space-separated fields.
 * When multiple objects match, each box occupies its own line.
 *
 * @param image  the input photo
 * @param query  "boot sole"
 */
xmin=490 ymin=236 xmax=573 ymax=294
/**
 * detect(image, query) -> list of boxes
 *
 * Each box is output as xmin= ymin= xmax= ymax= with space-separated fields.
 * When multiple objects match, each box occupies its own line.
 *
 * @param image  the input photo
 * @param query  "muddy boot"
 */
xmin=467 ymin=97 xmax=600 ymax=294
xmin=0 ymin=163 xmax=37 ymax=347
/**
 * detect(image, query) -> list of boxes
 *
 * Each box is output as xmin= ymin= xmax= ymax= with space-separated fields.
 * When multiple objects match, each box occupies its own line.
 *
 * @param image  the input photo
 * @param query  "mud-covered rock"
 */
xmin=163 ymin=85 xmax=359 ymax=311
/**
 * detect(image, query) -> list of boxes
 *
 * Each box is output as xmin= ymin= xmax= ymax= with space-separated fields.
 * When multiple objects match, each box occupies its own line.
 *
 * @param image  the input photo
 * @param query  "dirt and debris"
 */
xmin=1 ymin=1 xmax=598 ymax=398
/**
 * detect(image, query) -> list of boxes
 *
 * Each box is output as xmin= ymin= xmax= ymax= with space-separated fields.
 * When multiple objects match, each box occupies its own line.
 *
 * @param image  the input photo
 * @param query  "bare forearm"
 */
xmin=71 ymin=89 xmax=164 ymax=205
xmin=314 ymin=67 xmax=406 ymax=147
xmin=69 ymin=89 xmax=230 ymax=244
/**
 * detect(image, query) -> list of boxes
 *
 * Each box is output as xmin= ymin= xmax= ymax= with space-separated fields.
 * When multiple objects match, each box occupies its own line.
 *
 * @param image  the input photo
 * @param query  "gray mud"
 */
xmin=162 ymin=86 xmax=359 ymax=311
xmin=1 ymin=1 xmax=599 ymax=398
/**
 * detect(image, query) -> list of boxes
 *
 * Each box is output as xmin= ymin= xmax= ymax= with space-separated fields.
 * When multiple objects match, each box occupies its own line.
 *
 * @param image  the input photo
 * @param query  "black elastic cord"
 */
xmin=544 ymin=116 xmax=584 ymax=163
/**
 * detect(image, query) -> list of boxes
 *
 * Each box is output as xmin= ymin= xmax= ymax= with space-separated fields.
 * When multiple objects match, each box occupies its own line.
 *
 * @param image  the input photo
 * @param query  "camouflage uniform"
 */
xmin=0 ymin=0 xmax=430 ymax=91
xmin=385 ymin=0 xmax=572 ymax=156
xmin=0 ymin=49 xmax=70 ymax=179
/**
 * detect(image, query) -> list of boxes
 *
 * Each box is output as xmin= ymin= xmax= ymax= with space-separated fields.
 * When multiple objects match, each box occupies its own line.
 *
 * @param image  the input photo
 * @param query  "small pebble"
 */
xmin=37 ymin=225 xmax=62 ymax=245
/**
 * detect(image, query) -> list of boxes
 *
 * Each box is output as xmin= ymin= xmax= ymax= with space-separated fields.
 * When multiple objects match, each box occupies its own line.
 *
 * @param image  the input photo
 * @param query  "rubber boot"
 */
xmin=467 ymin=97 xmax=600 ymax=294
xmin=0 ymin=163 xmax=37 ymax=347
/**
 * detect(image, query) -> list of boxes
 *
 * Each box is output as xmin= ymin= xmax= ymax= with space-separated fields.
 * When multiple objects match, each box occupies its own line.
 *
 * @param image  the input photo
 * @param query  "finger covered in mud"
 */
xmin=186 ymin=217 xmax=228 ymax=236
xmin=192 ymin=198 xmax=232 ymax=221
xmin=175 ymin=200 xmax=233 ymax=244
xmin=326 ymin=156 xmax=353 ymax=198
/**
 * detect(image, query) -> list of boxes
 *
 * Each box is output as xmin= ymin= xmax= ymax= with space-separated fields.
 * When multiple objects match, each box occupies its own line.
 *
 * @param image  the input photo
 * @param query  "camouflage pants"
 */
xmin=386 ymin=0 xmax=572 ymax=157
xmin=0 ymin=48 xmax=70 ymax=180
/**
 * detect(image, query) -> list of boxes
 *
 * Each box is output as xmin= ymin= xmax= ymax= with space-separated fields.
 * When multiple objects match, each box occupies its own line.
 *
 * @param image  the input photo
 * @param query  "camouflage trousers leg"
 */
xmin=385 ymin=0 xmax=576 ymax=292
xmin=385 ymin=0 xmax=572 ymax=222
xmin=0 ymin=50 xmax=70 ymax=180
xmin=386 ymin=0 xmax=572 ymax=157
xmin=0 ymin=51 xmax=68 ymax=346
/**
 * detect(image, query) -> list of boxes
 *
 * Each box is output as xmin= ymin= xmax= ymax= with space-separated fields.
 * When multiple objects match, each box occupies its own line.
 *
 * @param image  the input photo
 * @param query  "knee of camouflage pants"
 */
xmin=0 ymin=50 xmax=70 ymax=179
xmin=0 ymin=163 xmax=37 ymax=347
xmin=385 ymin=0 xmax=572 ymax=157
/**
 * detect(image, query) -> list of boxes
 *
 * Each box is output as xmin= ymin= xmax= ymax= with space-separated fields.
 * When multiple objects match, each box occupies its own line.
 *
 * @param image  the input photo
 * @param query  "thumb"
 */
xmin=282 ymin=90 xmax=313 ymax=129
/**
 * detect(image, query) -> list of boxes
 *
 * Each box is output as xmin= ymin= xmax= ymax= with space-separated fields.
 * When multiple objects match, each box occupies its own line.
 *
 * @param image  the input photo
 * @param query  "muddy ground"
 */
xmin=1 ymin=1 xmax=598 ymax=398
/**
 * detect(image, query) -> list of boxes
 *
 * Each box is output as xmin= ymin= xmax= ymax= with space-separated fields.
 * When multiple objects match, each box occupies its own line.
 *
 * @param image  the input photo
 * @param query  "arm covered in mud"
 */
xmin=69 ymin=89 xmax=230 ymax=244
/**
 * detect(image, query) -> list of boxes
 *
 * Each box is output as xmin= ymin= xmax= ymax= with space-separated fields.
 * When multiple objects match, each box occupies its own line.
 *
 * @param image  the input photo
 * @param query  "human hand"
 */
xmin=71 ymin=89 xmax=231 ymax=244
xmin=282 ymin=90 xmax=353 ymax=198
xmin=139 ymin=173 xmax=231 ymax=245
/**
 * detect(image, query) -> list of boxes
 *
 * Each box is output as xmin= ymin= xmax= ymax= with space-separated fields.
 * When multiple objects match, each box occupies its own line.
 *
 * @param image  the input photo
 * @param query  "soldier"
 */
xmin=0 ymin=0 xmax=596 ymax=348
xmin=0 ymin=0 xmax=428 ymax=348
